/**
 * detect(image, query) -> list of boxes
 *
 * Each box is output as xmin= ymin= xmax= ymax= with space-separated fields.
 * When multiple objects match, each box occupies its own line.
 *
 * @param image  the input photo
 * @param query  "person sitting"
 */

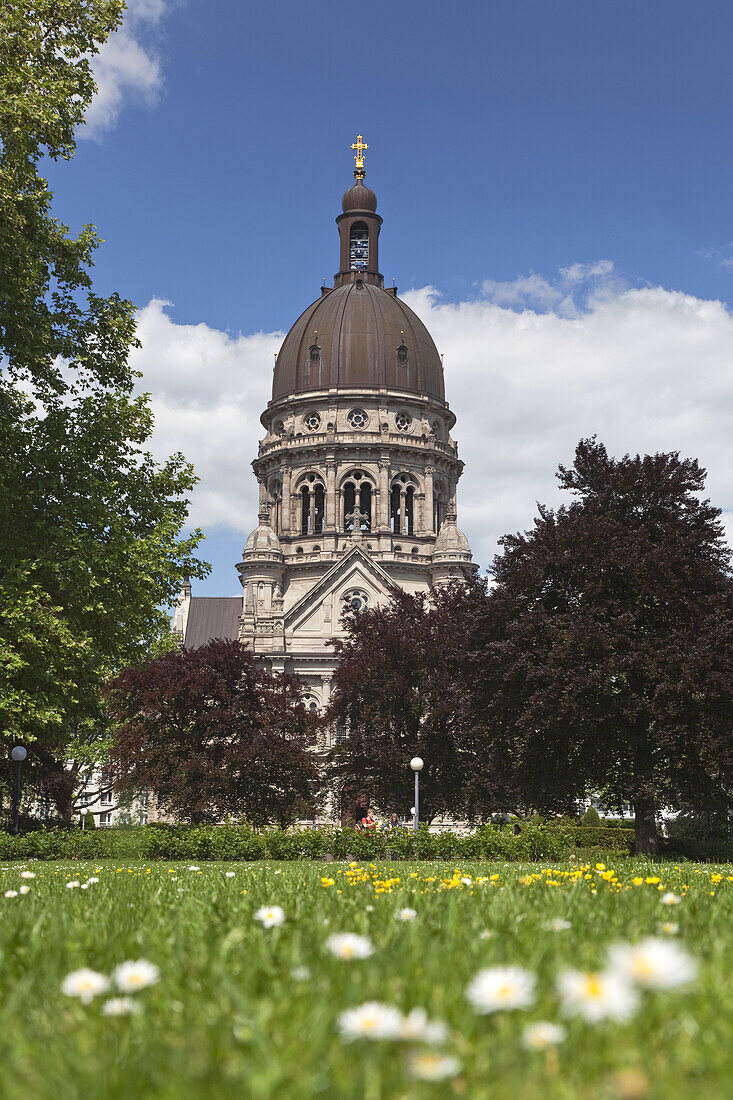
xmin=361 ymin=810 xmax=376 ymax=831
xmin=388 ymin=812 xmax=402 ymax=829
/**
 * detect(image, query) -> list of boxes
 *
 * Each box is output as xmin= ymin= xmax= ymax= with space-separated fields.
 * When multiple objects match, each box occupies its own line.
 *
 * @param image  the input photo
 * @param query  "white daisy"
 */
xmin=399 ymin=1008 xmax=448 ymax=1043
xmin=4 ymin=890 xmax=18 ymax=898
xmin=188 ymin=866 xmax=200 ymax=872
xmin=522 ymin=1021 xmax=567 ymax=1050
xmin=606 ymin=938 xmax=697 ymax=990
xmin=479 ymin=929 xmax=494 ymax=940
xmin=62 ymin=968 xmax=110 ymax=1004
xmin=660 ymin=892 xmax=681 ymax=906
xmin=543 ymin=918 xmax=571 ymax=932
xmin=395 ymin=908 xmax=417 ymax=922
xmin=557 ymin=969 xmax=639 ymax=1022
xmin=254 ymin=905 xmax=286 ymax=928
xmin=81 ymin=883 xmax=89 ymax=890
xmin=112 ymin=959 xmax=160 ymax=992
xmin=326 ymin=932 xmax=374 ymax=960
xmin=225 ymin=871 xmax=235 ymax=877
xmin=290 ymin=966 xmax=311 ymax=981
xmin=407 ymin=1051 xmax=461 ymax=1081
xmin=658 ymin=922 xmax=679 ymax=935
xmin=337 ymin=1002 xmax=403 ymax=1041
xmin=20 ymin=871 xmax=35 ymax=879
xmin=102 ymin=996 xmax=142 ymax=1016
xmin=466 ymin=966 xmax=536 ymax=1014
xmin=19 ymin=885 xmax=30 ymax=894
xmin=66 ymin=881 xmax=80 ymax=889
xmin=87 ymin=877 xmax=100 ymax=884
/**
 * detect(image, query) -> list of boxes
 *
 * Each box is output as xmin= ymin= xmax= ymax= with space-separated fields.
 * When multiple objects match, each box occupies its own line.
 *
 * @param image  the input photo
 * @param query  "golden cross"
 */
xmin=351 ymin=134 xmax=368 ymax=177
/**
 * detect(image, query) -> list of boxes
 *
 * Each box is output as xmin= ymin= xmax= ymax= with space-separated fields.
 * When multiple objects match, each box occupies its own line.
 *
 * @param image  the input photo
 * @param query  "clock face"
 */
xmin=350 ymin=228 xmax=369 ymax=270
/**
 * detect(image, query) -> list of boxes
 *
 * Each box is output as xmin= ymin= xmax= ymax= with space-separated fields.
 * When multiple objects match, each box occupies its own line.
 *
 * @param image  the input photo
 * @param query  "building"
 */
xmin=173 ymin=138 xmax=476 ymax=736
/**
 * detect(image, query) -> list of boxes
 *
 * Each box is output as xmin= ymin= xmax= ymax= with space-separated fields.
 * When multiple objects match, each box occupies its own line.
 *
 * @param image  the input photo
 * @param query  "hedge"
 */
xmin=0 ymin=823 xmax=636 ymax=861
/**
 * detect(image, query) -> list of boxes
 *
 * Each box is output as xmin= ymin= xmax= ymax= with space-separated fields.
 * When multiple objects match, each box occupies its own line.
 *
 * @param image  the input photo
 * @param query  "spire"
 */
xmin=336 ymin=134 xmax=383 ymax=288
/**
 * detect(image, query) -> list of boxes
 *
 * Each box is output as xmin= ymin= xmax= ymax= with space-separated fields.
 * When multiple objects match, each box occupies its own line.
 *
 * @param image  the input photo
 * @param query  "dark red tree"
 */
xmin=327 ymin=581 xmax=519 ymax=823
xmin=474 ymin=439 xmax=733 ymax=853
xmin=107 ymin=640 xmax=321 ymax=826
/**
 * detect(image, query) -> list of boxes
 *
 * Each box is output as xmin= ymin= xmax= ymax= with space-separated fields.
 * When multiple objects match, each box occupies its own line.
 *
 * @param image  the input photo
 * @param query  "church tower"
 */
xmin=176 ymin=139 xmax=475 ymax=728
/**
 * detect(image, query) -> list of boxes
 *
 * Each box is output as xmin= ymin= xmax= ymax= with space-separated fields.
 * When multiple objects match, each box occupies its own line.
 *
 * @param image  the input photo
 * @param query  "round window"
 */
xmin=347 ymin=408 xmax=369 ymax=430
xmin=343 ymin=589 xmax=368 ymax=612
xmin=395 ymin=411 xmax=412 ymax=432
xmin=304 ymin=411 xmax=321 ymax=432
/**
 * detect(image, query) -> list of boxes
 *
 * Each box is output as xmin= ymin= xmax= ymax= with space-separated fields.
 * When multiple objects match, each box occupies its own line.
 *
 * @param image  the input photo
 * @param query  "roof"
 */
xmin=272 ymin=281 xmax=446 ymax=402
xmin=184 ymin=596 xmax=242 ymax=649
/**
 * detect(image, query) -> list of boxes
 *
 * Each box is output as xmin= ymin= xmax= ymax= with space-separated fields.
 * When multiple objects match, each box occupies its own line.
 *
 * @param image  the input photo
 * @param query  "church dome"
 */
xmin=243 ymin=515 xmax=283 ymax=557
xmin=433 ymin=514 xmax=472 ymax=560
xmin=272 ymin=282 xmax=445 ymax=401
xmin=342 ymin=180 xmax=377 ymax=213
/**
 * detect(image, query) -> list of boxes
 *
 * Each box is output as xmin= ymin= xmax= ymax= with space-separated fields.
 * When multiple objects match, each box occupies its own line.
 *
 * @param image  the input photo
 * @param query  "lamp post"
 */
xmin=80 ymin=807 xmax=89 ymax=831
xmin=410 ymin=757 xmax=424 ymax=834
xmin=10 ymin=745 xmax=27 ymax=837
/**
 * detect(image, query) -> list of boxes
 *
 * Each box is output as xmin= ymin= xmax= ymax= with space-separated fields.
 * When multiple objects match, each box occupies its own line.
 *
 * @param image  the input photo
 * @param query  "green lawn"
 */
xmin=0 ymin=858 xmax=730 ymax=1099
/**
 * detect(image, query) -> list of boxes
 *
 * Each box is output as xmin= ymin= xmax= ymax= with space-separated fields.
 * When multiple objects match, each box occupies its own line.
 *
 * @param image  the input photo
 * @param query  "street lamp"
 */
xmin=10 ymin=745 xmax=27 ymax=837
xmin=410 ymin=757 xmax=424 ymax=834
xmin=80 ymin=807 xmax=89 ymax=831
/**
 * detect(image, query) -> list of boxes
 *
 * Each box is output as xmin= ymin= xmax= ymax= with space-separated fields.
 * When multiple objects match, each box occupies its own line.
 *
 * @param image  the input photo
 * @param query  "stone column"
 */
xmin=378 ymin=460 xmax=390 ymax=530
xmin=282 ymin=467 xmax=292 ymax=536
xmin=399 ymin=488 xmax=407 ymax=535
xmin=309 ymin=488 xmax=316 ymax=534
xmin=325 ymin=459 xmax=336 ymax=530
xmin=424 ymin=465 xmax=435 ymax=533
xmin=415 ymin=492 xmax=425 ymax=534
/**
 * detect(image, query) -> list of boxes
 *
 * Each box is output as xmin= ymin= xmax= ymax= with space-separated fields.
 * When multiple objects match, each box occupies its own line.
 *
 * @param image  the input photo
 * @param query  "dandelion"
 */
xmin=255 ymin=905 xmax=286 ymax=928
xmin=19 ymin=885 xmax=30 ymax=894
xmin=407 ymin=1050 xmax=461 ymax=1081
xmin=557 ymin=969 xmax=639 ymax=1022
xmin=326 ymin=932 xmax=374 ymax=960
xmin=466 ymin=966 xmax=536 ymax=1014
xmin=399 ymin=1008 xmax=448 ymax=1043
xmin=337 ymin=1002 xmax=403 ymax=1041
xmin=102 ymin=997 xmax=142 ymax=1016
xmin=606 ymin=939 xmax=697 ymax=990
xmin=66 ymin=881 xmax=80 ymax=889
xmin=4 ymin=890 xmax=17 ymax=898
xmin=522 ymin=1022 xmax=567 ymax=1050
xmin=62 ymin=969 xmax=110 ymax=1004
xmin=112 ymin=959 xmax=160 ymax=992
xmin=395 ymin=908 xmax=417 ymax=922
xmin=20 ymin=871 xmax=35 ymax=879
xmin=543 ymin=918 xmax=571 ymax=932
xmin=661 ymin=892 xmax=681 ymax=906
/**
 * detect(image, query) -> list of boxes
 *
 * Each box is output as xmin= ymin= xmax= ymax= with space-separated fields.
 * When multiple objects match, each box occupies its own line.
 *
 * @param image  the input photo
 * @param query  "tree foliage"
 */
xmin=107 ymin=640 xmax=322 ymax=826
xmin=474 ymin=438 xmax=733 ymax=853
xmin=0 ymin=2 xmax=207 ymax=813
xmin=327 ymin=582 xmax=519 ymax=823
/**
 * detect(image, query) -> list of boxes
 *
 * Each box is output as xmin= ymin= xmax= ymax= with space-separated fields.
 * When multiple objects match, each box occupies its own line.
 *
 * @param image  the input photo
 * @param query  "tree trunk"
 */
xmin=633 ymin=793 xmax=658 ymax=855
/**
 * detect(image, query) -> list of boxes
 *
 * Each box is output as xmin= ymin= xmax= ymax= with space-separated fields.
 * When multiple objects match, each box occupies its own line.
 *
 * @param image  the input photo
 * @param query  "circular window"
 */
xmin=304 ymin=411 xmax=321 ymax=432
xmin=343 ymin=589 xmax=368 ymax=612
xmin=347 ymin=408 xmax=369 ymax=430
xmin=395 ymin=411 xmax=412 ymax=433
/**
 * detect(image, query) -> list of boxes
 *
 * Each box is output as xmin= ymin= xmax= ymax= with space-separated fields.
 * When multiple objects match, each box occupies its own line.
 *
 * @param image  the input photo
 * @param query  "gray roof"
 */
xmin=184 ymin=597 xmax=242 ymax=649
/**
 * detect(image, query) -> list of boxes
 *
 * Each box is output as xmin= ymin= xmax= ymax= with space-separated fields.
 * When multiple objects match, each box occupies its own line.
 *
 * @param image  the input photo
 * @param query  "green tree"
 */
xmin=0 ymin=2 xmax=207 ymax=817
xmin=475 ymin=439 xmax=733 ymax=854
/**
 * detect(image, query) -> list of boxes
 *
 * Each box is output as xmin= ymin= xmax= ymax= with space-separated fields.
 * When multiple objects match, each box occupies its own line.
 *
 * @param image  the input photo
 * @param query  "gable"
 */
xmin=284 ymin=545 xmax=397 ymax=638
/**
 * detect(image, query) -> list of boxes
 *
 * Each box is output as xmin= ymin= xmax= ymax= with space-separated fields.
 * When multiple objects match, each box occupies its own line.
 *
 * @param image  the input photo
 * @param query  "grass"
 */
xmin=0 ymin=857 xmax=730 ymax=1099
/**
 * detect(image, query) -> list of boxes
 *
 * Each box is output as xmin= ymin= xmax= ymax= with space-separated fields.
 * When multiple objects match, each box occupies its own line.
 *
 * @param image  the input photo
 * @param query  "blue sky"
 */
xmin=46 ymin=0 xmax=733 ymax=595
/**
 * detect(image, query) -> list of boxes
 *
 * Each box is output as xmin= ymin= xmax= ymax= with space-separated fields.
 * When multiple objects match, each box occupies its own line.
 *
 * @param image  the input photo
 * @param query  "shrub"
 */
xmin=580 ymin=806 xmax=602 ymax=826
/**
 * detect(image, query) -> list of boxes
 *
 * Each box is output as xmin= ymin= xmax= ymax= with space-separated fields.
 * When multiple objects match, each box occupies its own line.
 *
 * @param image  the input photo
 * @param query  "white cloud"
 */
xmin=82 ymin=0 xmax=168 ymax=137
xmin=134 ymin=270 xmax=733 ymax=574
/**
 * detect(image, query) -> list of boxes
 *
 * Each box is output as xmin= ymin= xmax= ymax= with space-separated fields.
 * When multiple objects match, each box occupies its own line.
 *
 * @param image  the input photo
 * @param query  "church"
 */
xmin=173 ymin=137 xmax=476 ymax=736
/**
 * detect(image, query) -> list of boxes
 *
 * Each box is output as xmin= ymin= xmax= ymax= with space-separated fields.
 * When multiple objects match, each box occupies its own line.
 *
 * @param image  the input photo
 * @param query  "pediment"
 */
xmin=284 ymin=544 xmax=397 ymax=636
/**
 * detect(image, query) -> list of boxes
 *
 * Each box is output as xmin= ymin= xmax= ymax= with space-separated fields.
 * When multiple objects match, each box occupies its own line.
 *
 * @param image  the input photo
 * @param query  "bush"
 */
xmin=0 ymin=823 xmax=637 ymax=861
xmin=580 ymin=806 xmax=602 ymax=826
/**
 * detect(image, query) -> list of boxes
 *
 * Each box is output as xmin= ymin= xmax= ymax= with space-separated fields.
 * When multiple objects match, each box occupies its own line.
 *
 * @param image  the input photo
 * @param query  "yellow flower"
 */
xmin=645 ymin=877 xmax=661 ymax=885
xmin=632 ymin=877 xmax=644 ymax=886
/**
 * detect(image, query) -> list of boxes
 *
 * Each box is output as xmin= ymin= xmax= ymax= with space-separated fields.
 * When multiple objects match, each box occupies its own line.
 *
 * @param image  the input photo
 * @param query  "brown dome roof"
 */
xmin=342 ymin=180 xmax=377 ymax=213
xmin=272 ymin=281 xmax=445 ymax=402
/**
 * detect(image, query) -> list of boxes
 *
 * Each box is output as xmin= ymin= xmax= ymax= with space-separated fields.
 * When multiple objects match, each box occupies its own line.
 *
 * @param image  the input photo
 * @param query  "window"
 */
xmin=343 ymin=471 xmax=372 ymax=531
xmin=99 ymin=812 xmax=112 ymax=827
xmin=100 ymin=790 xmax=113 ymax=806
xmin=304 ymin=411 xmax=321 ymax=432
xmin=343 ymin=589 xmax=368 ymax=612
xmin=335 ymin=720 xmax=348 ymax=745
xmin=300 ymin=476 xmax=325 ymax=535
xmin=349 ymin=224 xmax=369 ymax=270
xmin=395 ymin=411 xmax=412 ymax=433
xmin=390 ymin=475 xmax=415 ymax=535
xmin=347 ymin=408 xmax=369 ymax=430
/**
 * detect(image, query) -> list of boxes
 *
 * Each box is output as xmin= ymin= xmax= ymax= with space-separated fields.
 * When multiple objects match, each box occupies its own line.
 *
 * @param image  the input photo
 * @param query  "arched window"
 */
xmin=391 ymin=475 xmax=416 ymax=535
xmin=299 ymin=475 xmax=325 ymax=535
xmin=349 ymin=223 xmax=369 ymax=270
xmin=269 ymin=480 xmax=282 ymax=532
xmin=342 ymin=470 xmax=373 ymax=531
xmin=434 ymin=481 xmax=446 ymax=533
